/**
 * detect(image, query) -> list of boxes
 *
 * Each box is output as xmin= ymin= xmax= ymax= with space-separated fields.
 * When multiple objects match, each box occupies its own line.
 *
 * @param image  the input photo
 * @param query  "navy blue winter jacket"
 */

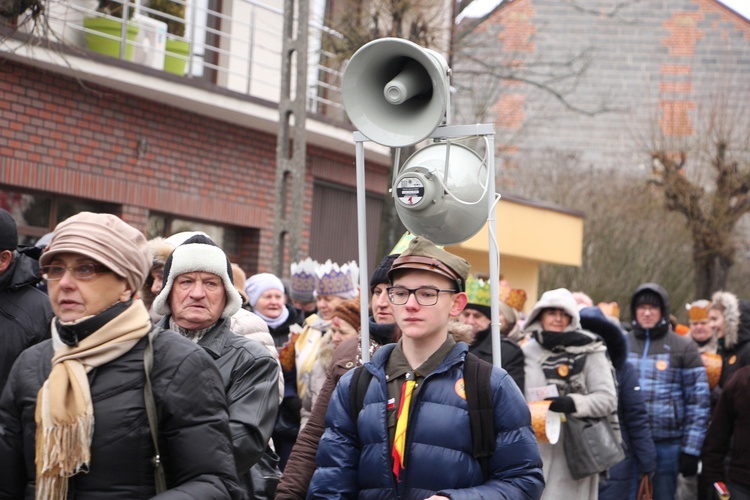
xmin=307 ymin=341 xmax=544 ymax=499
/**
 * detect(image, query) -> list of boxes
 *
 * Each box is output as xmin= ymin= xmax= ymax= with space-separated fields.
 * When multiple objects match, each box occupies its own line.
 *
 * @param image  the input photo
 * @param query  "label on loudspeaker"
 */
xmin=396 ymin=177 xmax=425 ymax=206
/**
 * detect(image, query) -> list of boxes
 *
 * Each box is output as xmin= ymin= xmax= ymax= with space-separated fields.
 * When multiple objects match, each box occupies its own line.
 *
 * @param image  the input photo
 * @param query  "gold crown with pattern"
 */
xmin=290 ymin=257 xmax=318 ymax=301
xmin=315 ymin=259 xmax=359 ymax=297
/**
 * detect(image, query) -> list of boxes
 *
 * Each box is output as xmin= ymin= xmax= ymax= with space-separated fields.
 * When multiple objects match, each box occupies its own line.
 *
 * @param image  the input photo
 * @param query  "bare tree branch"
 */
xmin=645 ymin=90 xmax=750 ymax=297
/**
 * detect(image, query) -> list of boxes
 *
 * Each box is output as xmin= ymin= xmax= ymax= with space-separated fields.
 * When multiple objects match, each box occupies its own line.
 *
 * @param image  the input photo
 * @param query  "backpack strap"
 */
xmin=464 ymin=352 xmax=495 ymax=480
xmin=143 ymin=326 xmax=167 ymax=494
xmin=349 ymin=365 xmax=373 ymax=425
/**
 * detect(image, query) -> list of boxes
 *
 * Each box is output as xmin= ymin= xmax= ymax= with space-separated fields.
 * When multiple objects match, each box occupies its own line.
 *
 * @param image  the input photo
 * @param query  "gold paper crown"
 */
xmin=505 ymin=288 xmax=527 ymax=311
xmin=598 ymin=301 xmax=620 ymax=320
xmin=686 ymin=300 xmax=710 ymax=322
xmin=465 ymin=276 xmax=491 ymax=307
xmin=290 ymin=257 xmax=318 ymax=298
xmin=315 ymin=260 xmax=359 ymax=297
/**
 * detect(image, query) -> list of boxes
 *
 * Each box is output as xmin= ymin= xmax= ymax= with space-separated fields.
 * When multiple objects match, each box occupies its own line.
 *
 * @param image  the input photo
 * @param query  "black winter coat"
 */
xmin=0 ymin=251 xmax=54 ymax=391
xmin=0 ymin=329 xmax=241 ymax=499
xmin=165 ymin=316 xmax=280 ymax=475
xmin=702 ymin=365 xmax=750 ymax=489
xmin=468 ymin=325 xmax=525 ymax=393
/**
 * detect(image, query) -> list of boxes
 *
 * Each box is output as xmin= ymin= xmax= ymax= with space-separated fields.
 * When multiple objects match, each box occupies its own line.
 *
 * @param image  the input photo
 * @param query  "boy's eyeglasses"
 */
xmin=387 ymin=286 xmax=457 ymax=306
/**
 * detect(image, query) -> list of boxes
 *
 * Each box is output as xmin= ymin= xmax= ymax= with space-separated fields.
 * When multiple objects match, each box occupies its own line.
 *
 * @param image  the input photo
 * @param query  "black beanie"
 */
xmin=634 ymin=290 xmax=662 ymax=309
xmin=464 ymin=303 xmax=491 ymax=320
xmin=369 ymin=253 xmax=399 ymax=291
xmin=0 ymin=209 xmax=18 ymax=251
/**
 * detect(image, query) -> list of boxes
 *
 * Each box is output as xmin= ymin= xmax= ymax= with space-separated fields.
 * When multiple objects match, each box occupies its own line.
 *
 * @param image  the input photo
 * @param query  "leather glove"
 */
xmin=546 ymin=396 xmax=576 ymax=413
xmin=679 ymin=453 xmax=700 ymax=477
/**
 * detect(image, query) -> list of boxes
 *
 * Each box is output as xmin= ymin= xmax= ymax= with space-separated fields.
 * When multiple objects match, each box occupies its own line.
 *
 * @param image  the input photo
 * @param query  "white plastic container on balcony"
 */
xmin=131 ymin=14 xmax=167 ymax=69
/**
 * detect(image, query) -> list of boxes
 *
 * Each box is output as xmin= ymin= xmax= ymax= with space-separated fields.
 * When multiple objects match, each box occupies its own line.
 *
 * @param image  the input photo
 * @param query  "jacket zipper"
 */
xmin=640 ymin=330 xmax=650 ymax=382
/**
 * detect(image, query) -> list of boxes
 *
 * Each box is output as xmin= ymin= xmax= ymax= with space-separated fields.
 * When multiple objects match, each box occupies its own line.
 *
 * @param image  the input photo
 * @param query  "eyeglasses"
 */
xmin=40 ymin=264 xmax=113 ymax=281
xmin=387 ymin=286 xmax=457 ymax=306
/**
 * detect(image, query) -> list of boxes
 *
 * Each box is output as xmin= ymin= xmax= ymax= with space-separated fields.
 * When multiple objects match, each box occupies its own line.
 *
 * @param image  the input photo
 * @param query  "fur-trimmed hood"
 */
xmin=710 ymin=290 xmax=750 ymax=350
xmin=448 ymin=319 xmax=476 ymax=346
xmin=524 ymin=288 xmax=580 ymax=333
xmin=141 ymin=237 xmax=175 ymax=309
xmin=148 ymin=237 xmax=176 ymax=267
xmin=317 ymin=331 xmax=336 ymax=367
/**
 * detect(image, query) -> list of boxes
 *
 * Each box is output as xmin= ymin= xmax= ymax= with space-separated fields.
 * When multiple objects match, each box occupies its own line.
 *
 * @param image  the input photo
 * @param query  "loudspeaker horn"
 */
xmin=393 ymin=142 xmax=489 ymax=245
xmin=342 ymin=37 xmax=451 ymax=148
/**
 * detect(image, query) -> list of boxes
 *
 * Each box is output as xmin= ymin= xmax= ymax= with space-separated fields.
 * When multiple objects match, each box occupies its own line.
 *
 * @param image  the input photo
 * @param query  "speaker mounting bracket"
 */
xmin=353 ymin=123 xmax=504 ymax=370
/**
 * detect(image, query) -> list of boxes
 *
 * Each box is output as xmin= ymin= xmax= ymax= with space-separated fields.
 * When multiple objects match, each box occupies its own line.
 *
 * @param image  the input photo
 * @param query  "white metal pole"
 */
xmin=354 ymin=133 xmax=371 ymax=363
xmin=486 ymin=135 xmax=502 ymax=368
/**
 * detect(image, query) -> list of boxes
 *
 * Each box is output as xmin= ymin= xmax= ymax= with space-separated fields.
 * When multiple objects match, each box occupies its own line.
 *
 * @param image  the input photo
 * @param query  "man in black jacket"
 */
xmin=0 ymin=208 xmax=54 ymax=392
xmin=153 ymin=234 xmax=280 ymax=497
xmin=459 ymin=276 xmax=525 ymax=392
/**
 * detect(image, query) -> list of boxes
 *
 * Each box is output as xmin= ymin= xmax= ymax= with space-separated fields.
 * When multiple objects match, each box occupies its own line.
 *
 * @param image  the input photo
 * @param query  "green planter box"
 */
xmin=164 ymin=39 xmax=190 ymax=75
xmin=84 ymin=17 xmax=139 ymax=60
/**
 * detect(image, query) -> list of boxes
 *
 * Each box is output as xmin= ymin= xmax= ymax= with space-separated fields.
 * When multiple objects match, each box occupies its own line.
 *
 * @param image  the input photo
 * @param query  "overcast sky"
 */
xmin=457 ymin=0 xmax=750 ymax=22
xmin=718 ymin=0 xmax=750 ymax=19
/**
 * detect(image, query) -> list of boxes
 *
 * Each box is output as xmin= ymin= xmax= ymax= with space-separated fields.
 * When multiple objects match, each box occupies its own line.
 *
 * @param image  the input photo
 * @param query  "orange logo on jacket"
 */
xmin=729 ymin=355 xmax=737 ymax=365
xmin=455 ymin=378 xmax=466 ymax=400
xmin=557 ymin=365 xmax=569 ymax=377
xmin=656 ymin=360 xmax=668 ymax=371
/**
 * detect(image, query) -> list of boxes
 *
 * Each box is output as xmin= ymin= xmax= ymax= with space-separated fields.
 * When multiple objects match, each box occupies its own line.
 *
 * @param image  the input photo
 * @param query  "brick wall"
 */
xmin=453 ymin=0 xmax=750 ymax=177
xmin=0 ymin=60 xmax=378 ymax=273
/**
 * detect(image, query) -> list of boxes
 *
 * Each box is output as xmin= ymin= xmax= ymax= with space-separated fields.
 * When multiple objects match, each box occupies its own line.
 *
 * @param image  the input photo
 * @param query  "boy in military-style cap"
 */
xmin=308 ymin=236 xmax=544 ymax=499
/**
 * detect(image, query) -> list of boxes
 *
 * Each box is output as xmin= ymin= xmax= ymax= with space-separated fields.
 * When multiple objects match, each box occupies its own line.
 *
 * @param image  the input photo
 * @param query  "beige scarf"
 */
xmin=35 ymin=300 xmax=152 ymax=500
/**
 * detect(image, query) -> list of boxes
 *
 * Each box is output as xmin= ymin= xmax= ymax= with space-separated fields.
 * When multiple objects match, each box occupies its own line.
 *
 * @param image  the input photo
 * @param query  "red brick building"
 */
xmin=452 ymin=0 xmax=750 ymax=180
xmin=0 ymin=17 xmax=391 ymax=276
xmin=3 ymin=0 xmax=747 ymax=280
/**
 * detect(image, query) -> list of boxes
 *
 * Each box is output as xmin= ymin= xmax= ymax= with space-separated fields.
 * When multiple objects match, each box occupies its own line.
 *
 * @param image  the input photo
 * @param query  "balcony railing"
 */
xmin=21 ymin=0 xmax=345 ymax=118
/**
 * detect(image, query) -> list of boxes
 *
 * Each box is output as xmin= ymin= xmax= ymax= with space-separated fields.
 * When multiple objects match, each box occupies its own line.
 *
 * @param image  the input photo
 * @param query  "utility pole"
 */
xmin=273 ymin=0 xmax=310 ymax=276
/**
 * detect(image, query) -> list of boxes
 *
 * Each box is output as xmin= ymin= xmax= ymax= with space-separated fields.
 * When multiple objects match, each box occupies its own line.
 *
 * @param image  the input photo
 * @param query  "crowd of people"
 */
xmin=0 ymin=208 xmax=748 ymax=499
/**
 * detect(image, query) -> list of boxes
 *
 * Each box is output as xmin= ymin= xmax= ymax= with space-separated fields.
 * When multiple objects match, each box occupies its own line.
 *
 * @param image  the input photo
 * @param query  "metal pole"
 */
xmin=354 ymin=133 xmax=371 ymax=362
xmin=486 ymin=135 xmax=502 ymax=368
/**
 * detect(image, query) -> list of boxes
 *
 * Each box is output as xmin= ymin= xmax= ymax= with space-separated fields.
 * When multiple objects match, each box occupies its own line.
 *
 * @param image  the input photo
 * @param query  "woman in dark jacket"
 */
xmin=0 ymin=212 xmax=239 ymax=499
xmin=580 ymin=306 xmax=657 ymax=500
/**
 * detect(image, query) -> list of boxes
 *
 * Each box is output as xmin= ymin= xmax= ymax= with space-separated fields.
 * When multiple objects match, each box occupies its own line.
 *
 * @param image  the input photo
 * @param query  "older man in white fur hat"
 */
xmin=153 ymin=234 xmax=280 ymax=495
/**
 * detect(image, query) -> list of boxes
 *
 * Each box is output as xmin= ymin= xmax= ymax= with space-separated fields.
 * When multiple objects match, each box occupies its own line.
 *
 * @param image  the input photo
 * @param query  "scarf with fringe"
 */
xmin=35 ymin=300 xmax=152 ymax=500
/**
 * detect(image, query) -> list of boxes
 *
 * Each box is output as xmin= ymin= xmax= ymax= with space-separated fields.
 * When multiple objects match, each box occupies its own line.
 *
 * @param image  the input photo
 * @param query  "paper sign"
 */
xmin=527 ymin=384 xmax=559 ymax=402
